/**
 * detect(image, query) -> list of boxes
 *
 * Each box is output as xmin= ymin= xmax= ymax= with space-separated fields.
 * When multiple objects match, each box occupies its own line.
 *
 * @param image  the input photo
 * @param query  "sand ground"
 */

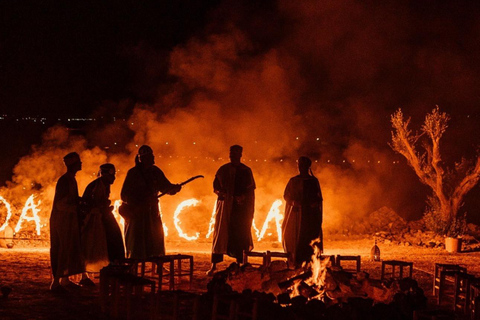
xmin=0 ymin=239 xmax=478 ymax=319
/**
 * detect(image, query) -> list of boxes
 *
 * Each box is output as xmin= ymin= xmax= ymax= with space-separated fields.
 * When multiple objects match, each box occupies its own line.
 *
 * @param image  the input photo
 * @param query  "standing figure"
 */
xmin=120 ymin=145 xmax=181 ymax=259
xmin=49 ymin=152 xmax=85 ymax=292
xmin=282 ymin=156 xmax=323 ymax=268
xmin=207 ymin=145 xmax=255 ymax=275
xmin=81 ymin=163 xmax=125 ymax=276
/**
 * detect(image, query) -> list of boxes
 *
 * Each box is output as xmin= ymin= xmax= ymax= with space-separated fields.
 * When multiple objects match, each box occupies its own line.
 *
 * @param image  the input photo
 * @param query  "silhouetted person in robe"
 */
xmin=81 ymin=163 xmax=124 ymax=281
xmin=207 ymin=145 xmax=255 ymax=275
xmin=120 ymin=145 xmax=181 ymax=259
xmin=282 ymin=156 xmax=323 ymax=268
xmin=49 ymin=152 xmax=85 ymax=292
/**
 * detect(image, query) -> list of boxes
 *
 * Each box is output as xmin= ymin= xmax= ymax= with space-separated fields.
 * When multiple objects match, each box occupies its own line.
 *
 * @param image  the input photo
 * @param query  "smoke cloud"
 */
xmin=2 ymin=0 xmax=480 ymax=240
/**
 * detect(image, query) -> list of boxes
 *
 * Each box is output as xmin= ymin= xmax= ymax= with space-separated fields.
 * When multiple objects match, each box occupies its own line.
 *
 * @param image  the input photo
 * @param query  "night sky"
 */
xmin=1 ymin=0 xmax=480 ymax=223
xmin=2 ymin=1 xmax=480 ymax=118
xmin=1 ymin=0 xmax=222 ymax=117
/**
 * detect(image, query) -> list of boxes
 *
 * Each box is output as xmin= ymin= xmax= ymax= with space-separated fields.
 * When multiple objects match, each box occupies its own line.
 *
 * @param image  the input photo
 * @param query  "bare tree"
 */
xmin=391 ymin=107 xmax=480 ymax=237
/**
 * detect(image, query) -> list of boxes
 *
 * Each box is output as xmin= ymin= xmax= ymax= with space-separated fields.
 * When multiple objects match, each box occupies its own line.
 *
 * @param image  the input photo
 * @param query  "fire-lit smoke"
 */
xmin=3 ymin=0 xmax=480 ymax=240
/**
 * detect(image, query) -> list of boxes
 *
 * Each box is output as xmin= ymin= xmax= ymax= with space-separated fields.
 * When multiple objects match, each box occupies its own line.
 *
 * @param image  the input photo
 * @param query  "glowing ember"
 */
xmin=173 ymin=199 xmax=200 ymax=241
xmin=257 ymin=199 xmax=283 ymax=242
xmin=14 ymin=195 xmax=42 ymax=235
xmin=205 ymin=201 xmax=217 ymax=239
xmin=0 ymin=196 xmax=13 ymax=232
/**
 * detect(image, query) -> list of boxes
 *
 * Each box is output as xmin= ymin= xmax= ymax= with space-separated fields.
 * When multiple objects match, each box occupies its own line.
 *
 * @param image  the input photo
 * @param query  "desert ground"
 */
xmin=0 ymin=239 xmax=478 ymax=319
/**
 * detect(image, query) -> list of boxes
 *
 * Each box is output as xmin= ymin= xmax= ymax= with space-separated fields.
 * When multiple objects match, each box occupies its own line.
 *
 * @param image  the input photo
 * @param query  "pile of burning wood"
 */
xmin=205 ymin=249 xmax=426 ymax=319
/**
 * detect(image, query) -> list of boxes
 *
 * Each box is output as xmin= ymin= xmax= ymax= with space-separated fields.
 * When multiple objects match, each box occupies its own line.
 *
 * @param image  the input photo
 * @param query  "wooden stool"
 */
xmin=117 ymin=258 xmax=147 ymax=277
xmin=433 ymin=263 xmax=466 ymax=296
xmin=165 ymin=254 xmax=194 ymax=290
xmin=336 ymin=255 xmax=361 ymax=273
xmin=469 ymin=281 xmax=480 ymax=320
xmin=243 ymin=251 xmax=268 ymax=268
xmin=265 ymin=251 xmax=289 ymax=267
xmin=212 ymin=294 xmax=258 ymax=320
xmin=454 ymin=272 xmax=474 ymax=314
xmin=437 ymin=270 xmax=467 ymax=306
xmin=381 ymin=260 xmax=413 ymax=280
xmin=146 ymin=256 xmax=176 ymax=291
xmin=154 ymin=290 xmax=200 ymax=320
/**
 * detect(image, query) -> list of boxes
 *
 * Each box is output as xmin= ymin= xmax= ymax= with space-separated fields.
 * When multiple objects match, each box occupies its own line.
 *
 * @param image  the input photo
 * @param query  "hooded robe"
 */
xmin=121 ymin=164 xmax=174 ymax=259
xmin=282 ymin=175 xmax=323 ymax=267
xmin=82 ymin=177 xmax=125 ymax=272
xmin=211 ymin=162 xmax=255 ymax=262
xmin=50 ymin=172 xmax=85 ymax=277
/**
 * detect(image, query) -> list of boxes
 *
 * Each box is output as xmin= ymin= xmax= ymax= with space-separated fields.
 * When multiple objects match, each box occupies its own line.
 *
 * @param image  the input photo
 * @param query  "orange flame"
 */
xmin=0 ymin=196 xmax=13 ymax=232
xmin=306 ymin=239 xmax=329 ymax=289
xmin=205 ymin=201 xmax=217 ymax=239
xmin=173 ymin=199 xmax=200 ymax=241
xmin=112 ymin=200 xmax=125 ymax=238
xmin=158 ymin=201 xmax=168 ymax=236
xmin=257 ymin=199 xmax=283 ymax=242
xmin=4 ymin=192 xmax=287 ymax=244
xmin=252 ymin=219 xmax=260 ymax=239
xmin=15 ymin=195 xmax=42 ymax=235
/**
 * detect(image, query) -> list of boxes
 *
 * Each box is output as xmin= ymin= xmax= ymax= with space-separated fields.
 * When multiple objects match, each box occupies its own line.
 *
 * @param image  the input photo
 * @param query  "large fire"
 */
xmin=0 ymin=194 xmax=286 ymax=243
xmin=173 ymin=199 xmax=201 ymax=241
xmin=0 ymin=196 xmax=14 ymax=233
xmin=256 ymin=199 xmax=283 ymax=242
xmin=14 ymin=195 xmax=42 ymax=236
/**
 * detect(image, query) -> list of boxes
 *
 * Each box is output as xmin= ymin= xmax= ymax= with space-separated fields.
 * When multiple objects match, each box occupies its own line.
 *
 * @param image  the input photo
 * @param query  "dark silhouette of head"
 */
xmin=229 ymin=145 xmax=243 ymax=165
xmin=63 ymin=152 xmax=82 ymax=173
xmin=298 ymin=156 xmax=312 ymax=175
xmin=137 ymin=145 xmax=155 ymax=168
xmin=99 ymin=163 xmax=116 ymax=185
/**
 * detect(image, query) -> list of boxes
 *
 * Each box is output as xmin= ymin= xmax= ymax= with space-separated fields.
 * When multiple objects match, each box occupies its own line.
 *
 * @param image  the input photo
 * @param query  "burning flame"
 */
xmin=205 ymin=201 xmax=217 ymax=238
xmin=0 ymin=196 xmax=13 ymax=232
xmin=306 ymin=239 xmax=329 ymax=290
xmin=173 ymin=199 xmax=200 ymax=241
xmin=112 ymin=200 xmax=125 ymax=237
xmin=158 ymin=201 xmax=168 ymax=236
xmin=1 ymin=192 xmax=287 ymax=243
xmin=252 ymin=219 xmax=260 ymax=239
xmin=257 ymin=199 xmax=283 ymax=242
xmin=14 ymin=195 xmax=42 ymax=236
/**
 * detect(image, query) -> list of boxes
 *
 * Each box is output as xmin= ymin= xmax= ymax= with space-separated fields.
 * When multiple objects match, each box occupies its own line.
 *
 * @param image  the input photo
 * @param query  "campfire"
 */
xmin=206 ymin=240 xmax=427 ymax=319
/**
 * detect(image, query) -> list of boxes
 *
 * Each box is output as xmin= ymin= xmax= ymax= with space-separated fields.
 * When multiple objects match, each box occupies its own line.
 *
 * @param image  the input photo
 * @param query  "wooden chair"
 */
xmin=243 ymin=251 xmax=268 ymax=268
xmin=336 ymin=255 xmax=361 ymax=273
xmin=453 ymin=272 xmax=474 ymax=314
xmin=381 ymin=260 xmax=413 ymax=280
xmin=165 ymin=254 xmax=194 ymax=290
xmin=437 ymin=269 xmax=467 ymax=306
xmin=265 ymin=251 xmax=289 ymax=267
xmin=433 ymin=263 xmax=466 ymax=296
xmin=469 ymin=281 xmax=480 ymax=320
xmin=145 ymin=256 xmax=176 ymax=291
